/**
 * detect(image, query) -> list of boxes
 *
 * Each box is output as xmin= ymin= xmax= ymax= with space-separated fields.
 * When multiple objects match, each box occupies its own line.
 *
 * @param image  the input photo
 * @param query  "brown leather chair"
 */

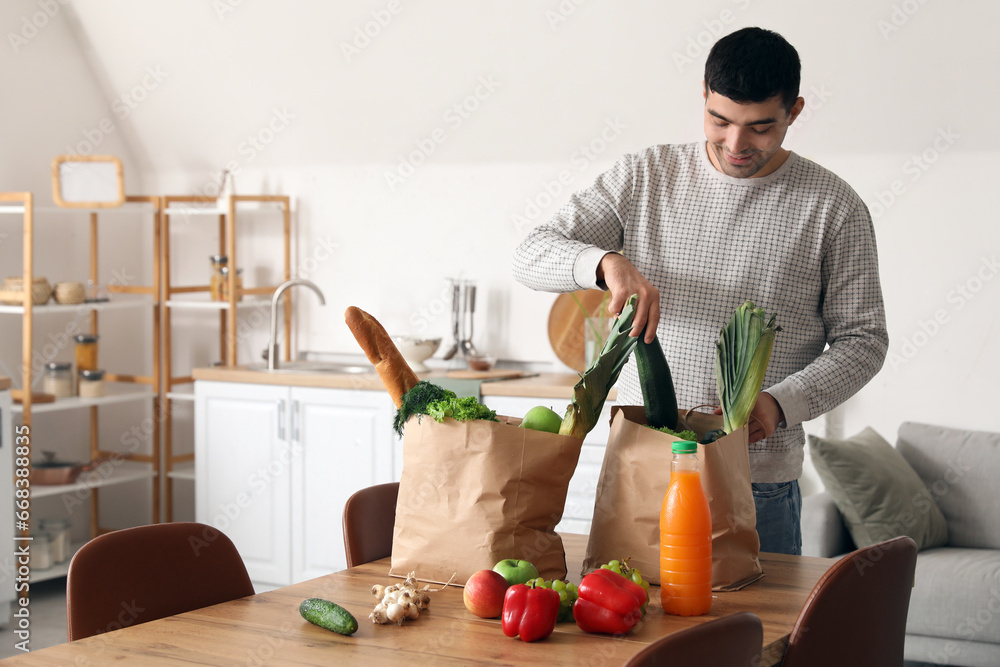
xmin=624 ymin=611 xmax=763 ymax=667
xmin=66 ymin=522 xmax=254 ymax=641
xmin=342 ymin=482 xmax=399 ymax=568
xmin=781 ymin=535 xmax=918 ymax=667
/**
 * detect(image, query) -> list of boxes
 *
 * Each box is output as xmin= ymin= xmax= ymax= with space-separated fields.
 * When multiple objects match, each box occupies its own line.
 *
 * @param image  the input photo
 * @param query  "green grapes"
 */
xmin=530 ymin=577 xmax=578 ymax=621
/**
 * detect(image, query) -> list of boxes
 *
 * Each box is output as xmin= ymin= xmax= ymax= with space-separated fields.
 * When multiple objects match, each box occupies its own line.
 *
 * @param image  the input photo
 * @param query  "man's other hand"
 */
xmin=748 ymin=391 xmax=784 ymax=444
xmin=713 ymin=391 xmax=785 ymax=444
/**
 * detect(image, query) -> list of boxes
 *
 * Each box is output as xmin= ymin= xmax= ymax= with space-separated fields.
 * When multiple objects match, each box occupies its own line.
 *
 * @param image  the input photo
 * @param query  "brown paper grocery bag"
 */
xmin=390 ymin=414 xmax=583 ymax=585
xmin=582 ymin=406 xmax=763 ymax=591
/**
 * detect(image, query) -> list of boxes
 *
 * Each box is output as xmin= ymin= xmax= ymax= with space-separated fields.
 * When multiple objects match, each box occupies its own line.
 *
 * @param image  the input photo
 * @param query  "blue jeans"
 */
xmin=752 ymin=481 xmax=802 ymax=555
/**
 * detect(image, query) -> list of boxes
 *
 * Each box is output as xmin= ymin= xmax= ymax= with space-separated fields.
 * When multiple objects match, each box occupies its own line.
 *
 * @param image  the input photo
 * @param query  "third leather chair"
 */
xmin=781 ymin=535 xmax=918 ymax=667
xmin=624 ymin=611 xmax=763 ymax=667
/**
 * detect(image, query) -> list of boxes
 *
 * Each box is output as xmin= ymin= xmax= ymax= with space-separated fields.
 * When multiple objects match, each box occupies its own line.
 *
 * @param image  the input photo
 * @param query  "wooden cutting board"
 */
xmin=547 ymin=289 xmax=609 ymax=373
xmin=445 ymin=369 xmax=534 ymax=380
xmin=11 ymin=389 xmax=56 ymax=404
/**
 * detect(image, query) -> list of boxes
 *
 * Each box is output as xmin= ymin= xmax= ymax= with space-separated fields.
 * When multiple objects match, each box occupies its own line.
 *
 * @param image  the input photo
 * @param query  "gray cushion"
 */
xmin=809 ymin=427 xmax=948 ymax=551
xmin=904 ymin=634 xmax=1000 ymax=667
xmin=898 ymin=422 xmax=1000 ymax=549
xmin=906 ymin=547 xmax=1000 ymax=645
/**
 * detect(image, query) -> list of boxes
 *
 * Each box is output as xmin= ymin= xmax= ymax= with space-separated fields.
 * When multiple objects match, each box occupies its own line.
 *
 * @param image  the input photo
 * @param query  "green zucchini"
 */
xmin=299 ymin=598 xmax=358 ymax=636
xmin=635 ymin=334 xmax=679 ymax=431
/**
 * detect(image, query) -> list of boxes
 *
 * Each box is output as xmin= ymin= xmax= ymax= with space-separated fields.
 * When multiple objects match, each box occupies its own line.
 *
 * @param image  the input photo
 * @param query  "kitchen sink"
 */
xmin=244 ymin=360 xmax=373 ymax=375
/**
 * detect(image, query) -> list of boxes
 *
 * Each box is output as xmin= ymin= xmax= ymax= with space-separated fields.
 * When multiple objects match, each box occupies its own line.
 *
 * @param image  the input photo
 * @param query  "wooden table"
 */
xmin=8 ymin=535 xmax=834 ymax=665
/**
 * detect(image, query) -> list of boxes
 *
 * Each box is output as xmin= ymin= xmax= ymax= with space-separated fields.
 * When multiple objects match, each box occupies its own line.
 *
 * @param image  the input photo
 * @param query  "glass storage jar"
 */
xmin=210 ymin=255 xmax=228 ymax=301
xmin=43 ymin=362 xmax=73 ymax=398
xmin=39 ymin=518 xmax=71 ymax=564
xmin=78 ymin=368 xmax=105 ymax=398
xmin=74 ymin=334 xmax=99 ymax=372
xmin=31 ymin=533 xmax=52 ymax=570
xmin=219 ymin=266 xmax=244 ymax=302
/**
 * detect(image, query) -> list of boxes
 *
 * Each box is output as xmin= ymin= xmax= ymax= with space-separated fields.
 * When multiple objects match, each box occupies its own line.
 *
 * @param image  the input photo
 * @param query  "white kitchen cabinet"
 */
xmin=194 ymin=381 xmax=396 ymax=589
xmin=475 ymin=395 xmax=617 ymax=536
xmin=291 ymin=386 xmax=396 ymax=582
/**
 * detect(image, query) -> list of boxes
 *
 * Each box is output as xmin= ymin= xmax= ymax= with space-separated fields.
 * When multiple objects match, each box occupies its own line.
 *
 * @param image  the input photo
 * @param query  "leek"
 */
xmin=559 ymin=294 xmax=640 ymax=439
xmin=715 ymin=300 xmax=781 ymax=434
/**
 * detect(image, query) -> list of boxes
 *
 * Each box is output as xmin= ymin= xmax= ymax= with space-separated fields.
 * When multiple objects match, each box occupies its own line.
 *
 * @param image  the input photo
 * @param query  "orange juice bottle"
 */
xmin=660 ymin=440 xmax=712 ymax=616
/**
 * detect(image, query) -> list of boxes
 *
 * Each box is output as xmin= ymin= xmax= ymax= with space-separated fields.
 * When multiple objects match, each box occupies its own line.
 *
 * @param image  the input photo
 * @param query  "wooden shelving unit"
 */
xmin=0 ymin=191 xmax=162 ymax=545
xmin=3 ymin=188 xmax=294 ymax=536
xmin=160 ymin=194 xmax=291 ymax=521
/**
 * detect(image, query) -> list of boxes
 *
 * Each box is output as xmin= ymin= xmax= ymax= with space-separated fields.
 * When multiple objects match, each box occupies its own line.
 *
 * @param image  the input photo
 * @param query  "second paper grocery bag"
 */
xmin=582 ymin=406 xmax=763 ymax=591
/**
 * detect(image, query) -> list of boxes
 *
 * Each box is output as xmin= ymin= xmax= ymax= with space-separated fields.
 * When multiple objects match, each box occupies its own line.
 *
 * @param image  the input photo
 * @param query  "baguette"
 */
xmin=344 ymin=306 xmax=420 ymax=408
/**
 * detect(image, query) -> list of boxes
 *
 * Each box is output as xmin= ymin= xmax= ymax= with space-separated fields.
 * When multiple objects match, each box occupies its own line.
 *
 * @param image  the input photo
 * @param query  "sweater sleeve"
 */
xmin=512 ymin=154 xmax=634 ymax=292
xmin=766 ymin=202 xmax=889 ymax=428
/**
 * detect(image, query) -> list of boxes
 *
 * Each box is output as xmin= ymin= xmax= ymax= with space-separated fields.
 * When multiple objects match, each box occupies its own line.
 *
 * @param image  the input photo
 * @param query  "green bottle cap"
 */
xmin=672 ymin=440 xmax=697 ymax=454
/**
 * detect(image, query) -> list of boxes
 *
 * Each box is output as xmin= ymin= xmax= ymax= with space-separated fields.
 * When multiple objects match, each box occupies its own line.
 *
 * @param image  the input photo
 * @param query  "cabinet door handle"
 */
xmin=277 ymin=399 xmax=286 ymax=442
xmin=291 ymin=399 xmax=300 ymax=443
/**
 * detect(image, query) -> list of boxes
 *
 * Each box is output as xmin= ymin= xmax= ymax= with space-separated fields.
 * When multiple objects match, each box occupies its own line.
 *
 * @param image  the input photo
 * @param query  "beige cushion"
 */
xmin=808 ymin=427 xmax=948 ymax=551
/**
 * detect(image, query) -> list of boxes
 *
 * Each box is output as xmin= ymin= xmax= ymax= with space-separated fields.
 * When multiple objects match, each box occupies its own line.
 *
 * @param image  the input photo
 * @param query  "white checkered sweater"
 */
xmin=513 ymin=142 xmax=888 ymax=482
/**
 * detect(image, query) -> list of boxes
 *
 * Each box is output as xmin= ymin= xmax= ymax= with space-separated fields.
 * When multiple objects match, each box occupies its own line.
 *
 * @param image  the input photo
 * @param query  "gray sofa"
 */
xmin=802 ymin=421 xmax=1000 ymax=667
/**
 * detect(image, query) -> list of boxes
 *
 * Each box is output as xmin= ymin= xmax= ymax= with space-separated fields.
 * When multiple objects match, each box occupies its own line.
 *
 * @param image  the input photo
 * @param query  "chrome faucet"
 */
xmin=267 ymin=278 xmax=326 ymax=370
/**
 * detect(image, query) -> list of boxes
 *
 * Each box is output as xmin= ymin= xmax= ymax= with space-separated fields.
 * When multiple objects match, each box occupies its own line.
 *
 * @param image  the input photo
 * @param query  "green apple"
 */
xmin=519 ymin=405 xmax=562 ymax=433
xmin=493 ymin=558 xmax=540 ymax=586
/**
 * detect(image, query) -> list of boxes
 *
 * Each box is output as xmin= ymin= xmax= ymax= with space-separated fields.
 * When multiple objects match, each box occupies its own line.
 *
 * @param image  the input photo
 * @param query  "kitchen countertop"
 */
xmin=191 ymin=366 xmax=616 ymax=401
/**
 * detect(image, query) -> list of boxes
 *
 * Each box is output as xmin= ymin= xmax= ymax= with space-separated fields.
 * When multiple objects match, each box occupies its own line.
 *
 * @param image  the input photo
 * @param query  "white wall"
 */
xmin=7 ymin=1 xmax=1000 ymax=463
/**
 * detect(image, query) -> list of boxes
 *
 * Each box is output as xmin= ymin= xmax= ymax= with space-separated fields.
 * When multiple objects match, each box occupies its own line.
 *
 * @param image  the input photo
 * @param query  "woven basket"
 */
xmin=53 ymin=281 xmax=86 ymax=305
xmin=1 ymin=277 xmax=51 ymax=305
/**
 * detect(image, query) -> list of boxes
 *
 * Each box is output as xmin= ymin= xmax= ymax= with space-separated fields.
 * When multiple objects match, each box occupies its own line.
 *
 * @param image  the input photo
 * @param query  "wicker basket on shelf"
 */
xmin=53 ymin=281 xmax=86 ymax=305
xmin=1 ymin=276 xmax=52 ymax=305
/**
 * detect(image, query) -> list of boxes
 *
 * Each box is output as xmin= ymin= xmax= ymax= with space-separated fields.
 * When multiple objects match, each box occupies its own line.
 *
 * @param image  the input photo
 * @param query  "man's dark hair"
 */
xmin=704 ymin=27 xmax=800 ymax=112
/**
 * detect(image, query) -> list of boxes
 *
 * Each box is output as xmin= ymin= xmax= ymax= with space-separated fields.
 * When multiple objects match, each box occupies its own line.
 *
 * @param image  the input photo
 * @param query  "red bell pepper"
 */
xmin=573 ymin=568 xmax=645 ymax=635
xmin=502 ymin=583 xmax=560 ymax=642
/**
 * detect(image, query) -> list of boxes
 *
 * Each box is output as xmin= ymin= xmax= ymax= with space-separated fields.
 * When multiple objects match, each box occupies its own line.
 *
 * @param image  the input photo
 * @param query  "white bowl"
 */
xmin=393 ymin=336 xmax=441 ymax=372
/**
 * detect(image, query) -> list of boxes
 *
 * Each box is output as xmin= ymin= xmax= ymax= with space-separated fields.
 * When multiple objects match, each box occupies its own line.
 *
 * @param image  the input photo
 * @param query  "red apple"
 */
xmin=463 ymin=569 xmax=509 ymax=618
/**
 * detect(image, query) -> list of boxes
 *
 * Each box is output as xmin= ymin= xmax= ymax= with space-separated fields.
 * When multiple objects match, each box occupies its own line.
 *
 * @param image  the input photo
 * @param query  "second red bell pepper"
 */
xmin=573 ymin=568 xmax=645 ymax=635
xmin=502 ymin=583 xmax=560 ymax=642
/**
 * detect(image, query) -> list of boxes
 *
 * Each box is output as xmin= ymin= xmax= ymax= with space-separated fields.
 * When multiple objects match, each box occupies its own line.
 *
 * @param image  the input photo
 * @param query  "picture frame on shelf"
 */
xmin=51 ymin=155 xmax=125 ymax=208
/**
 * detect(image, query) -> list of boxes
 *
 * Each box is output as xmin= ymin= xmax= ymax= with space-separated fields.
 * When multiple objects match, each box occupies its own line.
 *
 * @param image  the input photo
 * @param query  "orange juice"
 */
xmin=659 ymin=440 xmax=712 ymax=616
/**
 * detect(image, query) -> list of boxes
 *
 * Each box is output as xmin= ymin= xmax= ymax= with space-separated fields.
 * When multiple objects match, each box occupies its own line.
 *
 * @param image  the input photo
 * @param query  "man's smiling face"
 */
xmin=703 ymin=88 xmax=804 ymax=178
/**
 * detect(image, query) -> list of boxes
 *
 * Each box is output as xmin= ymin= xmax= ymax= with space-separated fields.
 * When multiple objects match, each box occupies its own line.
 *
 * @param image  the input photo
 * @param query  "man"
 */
xmin=512 ymin=27 xmax=887 ymax=555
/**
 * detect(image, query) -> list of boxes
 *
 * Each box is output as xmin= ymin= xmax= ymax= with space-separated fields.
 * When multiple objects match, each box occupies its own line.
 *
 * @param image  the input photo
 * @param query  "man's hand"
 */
xmin=748 ymin=392 xmax=784 ymax=444
xmin=713 ymin=391 xmax=785 ymax=443
xmin=596 ymin=253 xmax=659 ymax=343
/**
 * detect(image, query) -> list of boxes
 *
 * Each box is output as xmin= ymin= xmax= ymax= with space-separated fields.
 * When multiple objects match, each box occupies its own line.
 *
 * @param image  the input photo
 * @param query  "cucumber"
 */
xmin=299 ymin=598 xmax=358 ymax=636
xmin=635 ymin=334 xmax=679 ymax=431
